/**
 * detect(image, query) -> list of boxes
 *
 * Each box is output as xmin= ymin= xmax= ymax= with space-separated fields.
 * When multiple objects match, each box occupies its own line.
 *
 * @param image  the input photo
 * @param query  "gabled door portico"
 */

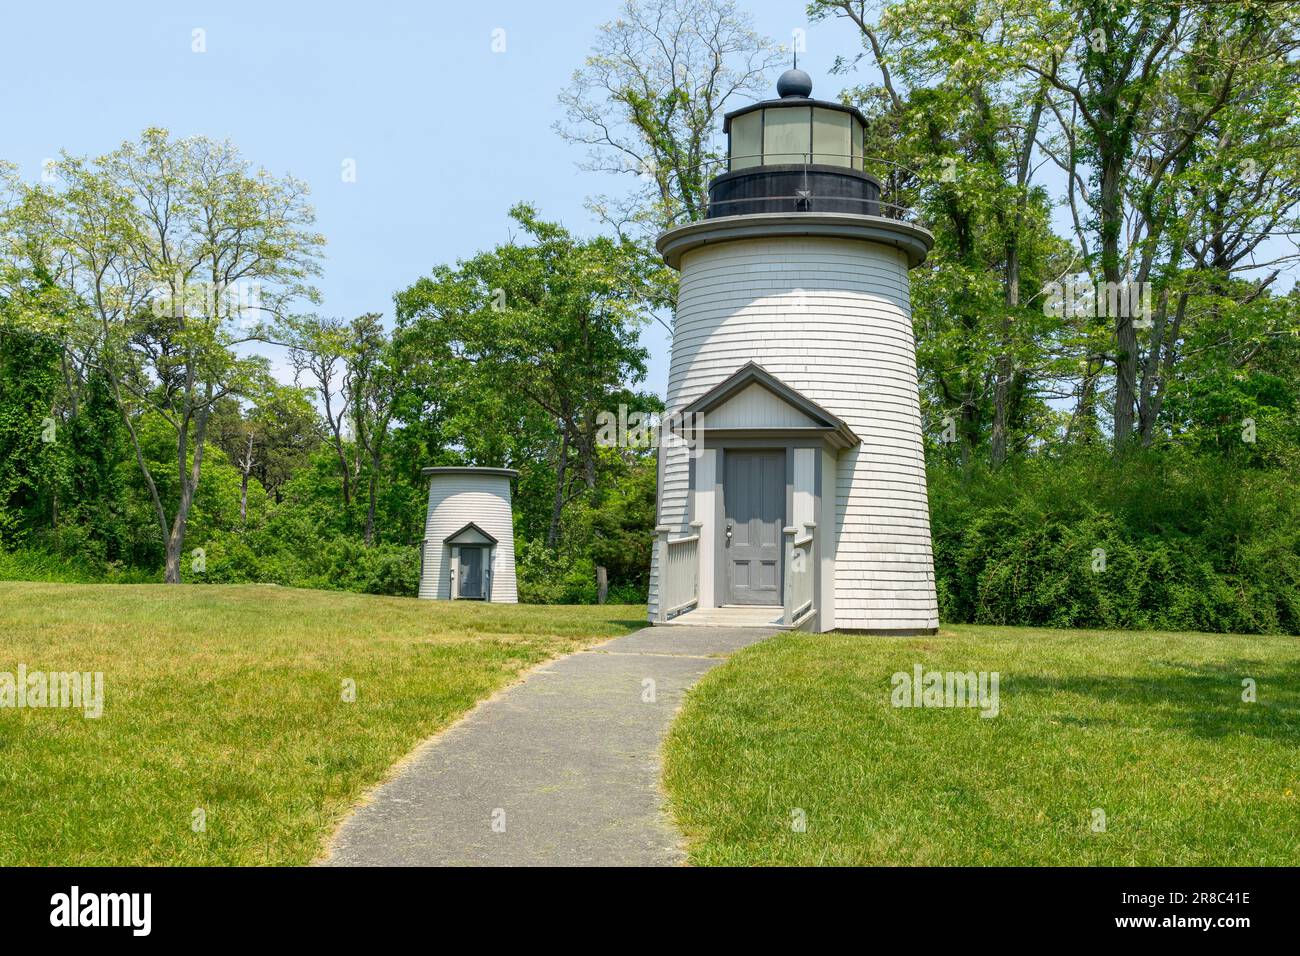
xmin=654 ymin=362 xmax=861 ymax=630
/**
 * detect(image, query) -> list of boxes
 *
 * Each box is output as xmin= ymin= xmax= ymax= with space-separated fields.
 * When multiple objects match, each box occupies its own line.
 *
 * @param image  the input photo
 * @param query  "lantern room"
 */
xmin=709 ymin=68 xmax=882 ymax=219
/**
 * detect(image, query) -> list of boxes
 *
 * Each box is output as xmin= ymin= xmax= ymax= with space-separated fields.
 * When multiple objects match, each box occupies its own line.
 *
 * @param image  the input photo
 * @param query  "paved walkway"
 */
xmin=322 ymin=625 xmax=774 ymax=866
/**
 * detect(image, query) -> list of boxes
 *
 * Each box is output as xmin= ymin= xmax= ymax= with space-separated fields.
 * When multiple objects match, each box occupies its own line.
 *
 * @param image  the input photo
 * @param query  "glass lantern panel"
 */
xmin=730 ymin=111 xmax=762 ymax=170
xmin=763 ymin=107 xmax=811 ymax=165
xmin=812 ymin=108 xmax=851 ymax=167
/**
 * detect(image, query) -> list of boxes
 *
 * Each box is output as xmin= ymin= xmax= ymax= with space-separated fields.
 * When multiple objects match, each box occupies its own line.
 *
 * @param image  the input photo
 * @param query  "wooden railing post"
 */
xmin=689 ymin=520 xmax=703 ymax=607
xmin=804 ymin=522 xmax=816 ymax=628
xmin=655 ymin=525 xmax=671 ymax=623
xmin=782 ymin=526 xmax=797 ymax=626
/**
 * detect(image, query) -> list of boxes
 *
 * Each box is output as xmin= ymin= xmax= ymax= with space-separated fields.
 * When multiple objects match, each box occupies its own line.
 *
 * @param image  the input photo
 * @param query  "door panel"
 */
xmin=459 ymin=547 xmax=483 ymax=599
xmin=724 ymin=451 xmax=784 ymax=605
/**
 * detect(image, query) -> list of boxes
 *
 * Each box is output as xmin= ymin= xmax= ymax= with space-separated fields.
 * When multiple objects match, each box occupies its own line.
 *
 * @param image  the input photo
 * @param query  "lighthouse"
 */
xmin=647 ymin=69 xmax=938 ymax=635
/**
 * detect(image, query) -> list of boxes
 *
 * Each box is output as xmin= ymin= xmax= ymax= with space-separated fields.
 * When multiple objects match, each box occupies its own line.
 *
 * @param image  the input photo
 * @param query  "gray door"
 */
xmin=723 ymin=451 xmax=784 ymax=605
xmin=458 ymin=546 xmax=484 ymax=599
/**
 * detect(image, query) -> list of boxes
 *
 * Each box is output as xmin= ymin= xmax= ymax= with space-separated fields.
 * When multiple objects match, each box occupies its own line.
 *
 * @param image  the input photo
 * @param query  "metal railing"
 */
xmin=782 ymin=523 xmax=816 ymax=628
xmin=705 ymin=193 xmax=916 ymax=221
xmin=714 ymin=151 xmax=920 ymax=178
xmin=659 ymin=152 xmax=926 ymax=228
xmin=655 ymin=522 xmax=701 ymax=622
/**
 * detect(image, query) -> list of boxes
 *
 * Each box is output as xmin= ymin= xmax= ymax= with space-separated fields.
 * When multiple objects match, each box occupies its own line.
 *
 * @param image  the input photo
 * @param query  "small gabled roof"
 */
xmin=444 ymin=521 xmax=498 ymax=546
xmin=673 ymin=362 xmax=861 ymax=449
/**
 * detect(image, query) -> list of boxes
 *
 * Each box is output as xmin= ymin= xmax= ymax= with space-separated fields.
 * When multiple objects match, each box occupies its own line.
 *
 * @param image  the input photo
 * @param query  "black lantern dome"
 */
xmin=707 ymin=73 xmax=881 ymax=218
xmin=775 ymin=67 xmax=813 ymax=98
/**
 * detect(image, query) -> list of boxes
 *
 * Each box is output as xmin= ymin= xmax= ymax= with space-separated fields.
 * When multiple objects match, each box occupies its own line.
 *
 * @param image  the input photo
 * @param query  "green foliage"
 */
xmin=0 ymin=327 xmax=65 ymax=543
xmin=930 ymin=450 xmax=1300 ymax=633
xmin=0 ymin=546 xmax=155 ymax=583
xmin=515 ymin=538 xmax=598 ymax=605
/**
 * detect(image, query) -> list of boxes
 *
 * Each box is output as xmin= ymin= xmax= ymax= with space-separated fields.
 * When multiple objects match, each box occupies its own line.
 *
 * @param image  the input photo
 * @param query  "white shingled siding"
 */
xmin=420 ymin=474 xmax=518 ymax=603
xmin=649 ymin=235 xmax=938 ymax=631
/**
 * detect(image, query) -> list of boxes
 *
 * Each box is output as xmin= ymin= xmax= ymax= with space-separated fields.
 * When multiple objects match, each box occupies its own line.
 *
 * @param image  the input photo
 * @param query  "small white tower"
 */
xmin=419 ymin=467 xmax=518 ymax=603
xmin=648 ymin=70 xmax=938 ymax=634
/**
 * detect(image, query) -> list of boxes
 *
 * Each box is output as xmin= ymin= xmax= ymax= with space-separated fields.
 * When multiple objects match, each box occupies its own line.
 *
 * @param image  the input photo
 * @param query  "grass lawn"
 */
xmin=0 ymin=582 xmax=643 ymax=865
xmin=663 ymin=625 xmax=1300 ymax=866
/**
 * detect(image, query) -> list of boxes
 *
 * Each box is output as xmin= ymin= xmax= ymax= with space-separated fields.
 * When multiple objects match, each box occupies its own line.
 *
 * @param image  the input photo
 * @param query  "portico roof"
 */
xmin=672 ymin=361 xmax=861 ymax=449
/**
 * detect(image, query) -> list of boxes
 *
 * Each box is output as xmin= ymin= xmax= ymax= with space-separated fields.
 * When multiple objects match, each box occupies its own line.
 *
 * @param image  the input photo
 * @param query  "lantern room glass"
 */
xmin=729 ymin=106 xmax=865 ymax=171
xmin=763 ymin=106 xmax=811 ymax=164
xmin=730 ymin=111 xmax=762 ymax=170
xmin=812 ymin=108 xmax=851 ymax=166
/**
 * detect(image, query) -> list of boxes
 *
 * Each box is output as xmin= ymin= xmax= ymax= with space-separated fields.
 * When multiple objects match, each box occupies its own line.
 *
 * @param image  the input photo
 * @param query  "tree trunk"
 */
xmin=547 ymin=429 xmax=570 ymax=549
xmin=321 ymin=390 xmax=352 ymax=510
xmin=163 ymin=399 xmax=211 ymax=584
xmin=990 ymin=241 xmax=1018 ymax=468
xmin=332 ymin=430 xmax=352 ymax=509
xmin=1100 ymin=140 xmax=1137 ymax=449
xmin=164 ymin=475 xmax=199 ymax=584
xmin=239 ymin=432 xmax=254 ymax=528
xmin=990 ymin=85 xmax=1045 ymax=468
xmin=364 ymin=471 xmax=378 ymax=546
xmin=1142 ymin=289 xmax=1189 ymax=446
xmin=1067 ymin=357 xmax=1103 ymax=446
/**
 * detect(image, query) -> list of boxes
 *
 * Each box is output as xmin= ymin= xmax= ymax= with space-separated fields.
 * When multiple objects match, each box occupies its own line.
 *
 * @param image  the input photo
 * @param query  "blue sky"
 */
xmin=1 ymin=0 xmax=864 ymax=398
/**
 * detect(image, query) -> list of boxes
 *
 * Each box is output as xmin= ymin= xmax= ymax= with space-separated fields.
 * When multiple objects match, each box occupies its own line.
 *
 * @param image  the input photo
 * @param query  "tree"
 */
xmin=210 ymin=378 xmax=322 ymax=524
xmin=817 ymin=0 xmax=1075 ymax=466
xmin=557 ymin=0 xmax=784 ymax=238
xmin=1003 ymin=0 xmax=1299 ymax=449
xmin=822 ymin=0 xmax=1300 ymax=459
xmin=347 ymin=313 xmax=402 ymax=547
xmin=8 ymin=129 xmax=323 ymax=581
xmin=396 ymin=204 xmax=652 ymax=548
xmin=287 ymin=314 xmax=357 ymax=513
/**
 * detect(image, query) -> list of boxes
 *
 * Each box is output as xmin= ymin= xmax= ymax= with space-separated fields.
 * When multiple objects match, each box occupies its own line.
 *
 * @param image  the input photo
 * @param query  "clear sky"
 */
xmin=1 ymin=0 xmax=865 ymax=399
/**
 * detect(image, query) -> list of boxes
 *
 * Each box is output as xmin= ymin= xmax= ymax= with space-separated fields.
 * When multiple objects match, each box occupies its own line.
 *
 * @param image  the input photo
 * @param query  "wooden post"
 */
xmin=782 ymin=526 xmax=797 ymax=626
xmin=418 ymin=539 xmax=427 ymax=596
xmin=596 ymin=566 xmax=608 ymax=605
xmin=689 ymin=520 xmax=703 ymax=607
xmin=655 ymin=525 xmax=671 ymax=623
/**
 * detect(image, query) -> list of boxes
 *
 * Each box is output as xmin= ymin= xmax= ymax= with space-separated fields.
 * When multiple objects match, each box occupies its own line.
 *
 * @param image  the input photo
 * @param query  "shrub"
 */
xmin=516 ymin=538 xmax=599 ymax=604
xmin=929 ymin=449 xmax=1300 ymax=634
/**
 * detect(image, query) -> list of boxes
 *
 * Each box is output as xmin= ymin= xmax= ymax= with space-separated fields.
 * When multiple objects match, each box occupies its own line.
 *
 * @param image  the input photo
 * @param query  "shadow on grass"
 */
xmin=1006 ymin=659 xmax=1299 ymax=744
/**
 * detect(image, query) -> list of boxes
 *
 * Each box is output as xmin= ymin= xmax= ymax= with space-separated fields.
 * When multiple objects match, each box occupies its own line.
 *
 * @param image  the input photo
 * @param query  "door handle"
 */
xmin=725 ymin=522 xmax=734 ymax=541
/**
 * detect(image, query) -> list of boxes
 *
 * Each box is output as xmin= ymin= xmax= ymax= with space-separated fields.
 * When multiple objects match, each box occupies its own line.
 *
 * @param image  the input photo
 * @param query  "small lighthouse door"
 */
xmin=723 ymin=451 xmax=784 ymax=605
xmin=458 ymin=546 xmax=484 ymax=599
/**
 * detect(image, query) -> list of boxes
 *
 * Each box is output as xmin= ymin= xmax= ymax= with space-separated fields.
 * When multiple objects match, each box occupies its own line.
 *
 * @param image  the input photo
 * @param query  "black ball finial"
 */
xmin=776 ymin=68 xmax=813 ymax=99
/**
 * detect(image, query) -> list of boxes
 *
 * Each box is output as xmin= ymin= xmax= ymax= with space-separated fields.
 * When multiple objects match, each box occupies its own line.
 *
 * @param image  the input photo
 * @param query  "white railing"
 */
xmin=655 ymin=522 xmax=701 ymax=622
xmin=783 ymin=523 xmax=816 ymax=627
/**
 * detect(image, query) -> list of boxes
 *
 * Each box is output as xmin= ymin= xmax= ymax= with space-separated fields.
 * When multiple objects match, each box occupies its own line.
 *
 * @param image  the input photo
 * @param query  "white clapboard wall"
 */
xmin=648 ymin=235 xmax=938 ymax=631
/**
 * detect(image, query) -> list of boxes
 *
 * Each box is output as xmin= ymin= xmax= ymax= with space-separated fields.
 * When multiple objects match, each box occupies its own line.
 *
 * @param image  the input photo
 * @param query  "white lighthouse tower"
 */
xmin=647 ymin=69 xmax=938 ymax=634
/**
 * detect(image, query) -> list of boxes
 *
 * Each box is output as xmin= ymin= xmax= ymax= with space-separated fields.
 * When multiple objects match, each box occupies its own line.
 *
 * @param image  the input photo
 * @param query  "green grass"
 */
xmin=0 ymin=582 xmax=644 ymax=865
xmin=664 ymin=625 xmax=1300 ymax=866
